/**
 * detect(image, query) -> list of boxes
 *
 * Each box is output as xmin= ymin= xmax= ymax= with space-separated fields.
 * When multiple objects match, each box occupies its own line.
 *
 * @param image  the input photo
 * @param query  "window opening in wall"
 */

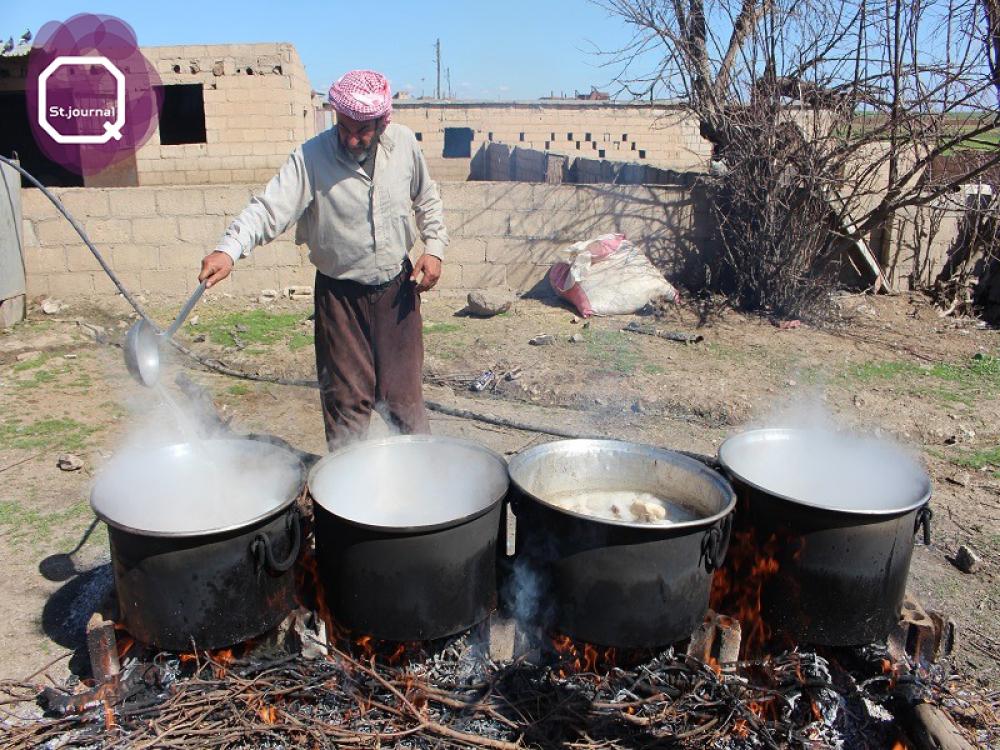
xmin=0 ymin=91 xmax=83 ymax=186
xmin=545 ymin=141 xmax=551 ymax=150
xmin=598 ymin=149 xmax=605 ymax=158
xmin=443 ymin=127 xmax=474 ymax=158
xmin=592 ymin=142 xmax=597 ymax=149
xmin=519 ymin=132 xmax=525 ymax=141
xmin=415 ymin=132 xmax=423 ymax=141
xmin=156 ymin=83 xmax=207 ymax=145
xmin=575 ymin=141 xmax=581 ymax=149
xmin=550 ymin=132 xmax=555 ymax=140
xmin=585 ymin=132 xmax=591 ymax=141
xmin=622 ymin=134 xmax=629 ymax=141
xmin=631 ymin=142 xmax=637 ymax=151
xmin=488 ymin=132 xmax=493 ymax=141
xmin=638 ymin=150 xmax=646 ymax=158
xmin=567 ymin=132 xmax=573 ymax=140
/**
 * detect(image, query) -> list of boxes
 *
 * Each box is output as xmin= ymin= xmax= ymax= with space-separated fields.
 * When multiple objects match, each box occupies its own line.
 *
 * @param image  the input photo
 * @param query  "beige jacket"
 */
xmin=214 ymin=123 xmax=448 ymax=284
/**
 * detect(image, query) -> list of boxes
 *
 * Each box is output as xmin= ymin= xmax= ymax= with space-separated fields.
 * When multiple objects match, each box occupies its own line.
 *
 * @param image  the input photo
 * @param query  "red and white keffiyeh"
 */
xmin=328 ymin=70 xmax=392 ymax=122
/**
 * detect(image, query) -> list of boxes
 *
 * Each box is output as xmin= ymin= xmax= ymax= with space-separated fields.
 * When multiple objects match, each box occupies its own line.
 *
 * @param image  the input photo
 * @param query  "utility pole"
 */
xmin=435 ymin=39 xmax=441 ymax=99
xmin=446 ymin=67 xmax=452 ymax=99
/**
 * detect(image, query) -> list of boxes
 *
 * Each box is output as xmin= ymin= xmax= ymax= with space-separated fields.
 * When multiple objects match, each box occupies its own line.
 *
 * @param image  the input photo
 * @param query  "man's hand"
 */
xmin=410 ymin=254 xmax=442 ymax=293
xmin=199 ymin=251 xmax=234 ymax=289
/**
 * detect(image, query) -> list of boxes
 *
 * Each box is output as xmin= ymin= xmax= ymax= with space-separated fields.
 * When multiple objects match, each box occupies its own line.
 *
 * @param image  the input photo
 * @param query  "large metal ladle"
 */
xmin=124 ymin=281 xmax=206 ymax=387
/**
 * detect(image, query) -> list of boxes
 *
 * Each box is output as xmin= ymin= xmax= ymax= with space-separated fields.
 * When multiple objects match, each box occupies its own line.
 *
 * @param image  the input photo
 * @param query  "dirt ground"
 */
xmin=0 ymin=288 xmax=997 ymax=691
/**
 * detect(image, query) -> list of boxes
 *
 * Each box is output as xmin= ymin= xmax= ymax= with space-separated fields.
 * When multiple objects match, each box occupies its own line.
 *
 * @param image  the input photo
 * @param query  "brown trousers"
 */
xmin=313 ymin=263 xmax=430 ymax=449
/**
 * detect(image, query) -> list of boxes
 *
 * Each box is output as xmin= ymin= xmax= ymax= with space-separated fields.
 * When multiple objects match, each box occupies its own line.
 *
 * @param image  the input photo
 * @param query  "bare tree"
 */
xmin=595 ymin=0 xmax=1000 ymax=318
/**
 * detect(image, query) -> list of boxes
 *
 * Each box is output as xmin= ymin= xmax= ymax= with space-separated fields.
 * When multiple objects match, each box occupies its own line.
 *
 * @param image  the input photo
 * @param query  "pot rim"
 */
xmin=507 ymin=438 xmax=737 ymax=530
xmin=717 ymin=427 xmax=932 ymax=516
xmin=90 ymin=438 xmax=306 ymax=538
xmin=307 ymin=434 xmax=509 ymax=533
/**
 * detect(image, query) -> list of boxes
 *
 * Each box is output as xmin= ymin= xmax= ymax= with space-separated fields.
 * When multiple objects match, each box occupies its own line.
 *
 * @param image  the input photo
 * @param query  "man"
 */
xmin=198 ymin=70 xmax=447 ymax=448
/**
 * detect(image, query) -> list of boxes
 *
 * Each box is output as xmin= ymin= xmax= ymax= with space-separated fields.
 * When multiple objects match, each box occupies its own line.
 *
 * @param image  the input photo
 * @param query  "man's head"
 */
xmin=328 ymin=69 xmax=392 ymax=158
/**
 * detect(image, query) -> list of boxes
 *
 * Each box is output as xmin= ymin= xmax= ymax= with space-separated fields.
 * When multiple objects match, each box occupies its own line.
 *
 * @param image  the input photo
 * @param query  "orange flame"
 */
xmin=355 ymin=635 xmax=374 ymax=659
xmin=258 ymin=704 xmax=277 ymax=724
xmin=115 ymin=634 xmax=135 ymax=660
xmin=710 ymin=529 xmax=790 ymax=657
xmin=550 ymin=634 xmax=622 ymax=675
xmin=295 ymin=551 xmax=340 ymax=645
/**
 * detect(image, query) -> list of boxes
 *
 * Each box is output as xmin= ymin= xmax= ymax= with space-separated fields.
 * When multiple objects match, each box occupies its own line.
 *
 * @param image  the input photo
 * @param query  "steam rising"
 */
xmin=720 ymin=427 xmax=929 ymax=512
xmin=722 ymin=393 xmax=931 ymax=512
xmin=90 ymin=383 xmax=301 ymax=536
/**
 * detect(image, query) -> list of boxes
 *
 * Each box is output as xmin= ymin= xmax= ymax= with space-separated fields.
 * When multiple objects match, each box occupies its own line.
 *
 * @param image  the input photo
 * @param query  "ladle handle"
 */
xmin=164 ymin=281 xmax=207 ymax=339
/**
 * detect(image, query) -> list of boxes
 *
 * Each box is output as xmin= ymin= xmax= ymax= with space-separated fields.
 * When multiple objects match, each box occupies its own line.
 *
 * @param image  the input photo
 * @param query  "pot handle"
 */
xmin=252 ymin=511 xmax=302 ymax=574
xmin=914 ymin=505 xmax=933 ymax=545
xmin=702 ymin=514 xmax=733 ymax=573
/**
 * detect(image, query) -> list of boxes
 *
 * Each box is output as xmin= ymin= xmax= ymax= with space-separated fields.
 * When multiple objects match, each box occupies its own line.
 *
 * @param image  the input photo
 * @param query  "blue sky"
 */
xmin=4 ymin=1 xmax=642 ymax=99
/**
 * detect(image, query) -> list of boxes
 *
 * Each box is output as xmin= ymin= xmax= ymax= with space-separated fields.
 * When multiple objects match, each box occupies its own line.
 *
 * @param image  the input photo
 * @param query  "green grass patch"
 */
xmin=848 ymin=353 xmax=1000 ymax=404
xmin=643 ymin=363 xmax=666 ymax=375
xmin=423 ymin=322 xmax=462 ymax=335
xmin=0 ymin=499 xmax=96 ymax=549
xmin=0 ymin=417 xmax=98 ymax=451
xmin=15 ymin=368 xmax=59 ymax=389
xmin=585 ymin=329 xmax=641 ymax=375
xmin=198 ymin=310 xmax=304 ymax=348
xmin=67 ymin=372 xmax=93 ymax=389
xmin=227 ymin=384 xmax=250 ymax=396
xmin=288 ymin=331 xmax=313 ymax=351
xmin=12 ymin=353 xmax=51 ymax=372
xmin=948 ymin=445 xmax=1000 ymax=477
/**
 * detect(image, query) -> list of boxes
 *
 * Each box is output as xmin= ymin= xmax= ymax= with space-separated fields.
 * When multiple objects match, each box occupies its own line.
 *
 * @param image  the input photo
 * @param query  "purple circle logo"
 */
xmin=26 ymin=14 xmax=162 ymax=176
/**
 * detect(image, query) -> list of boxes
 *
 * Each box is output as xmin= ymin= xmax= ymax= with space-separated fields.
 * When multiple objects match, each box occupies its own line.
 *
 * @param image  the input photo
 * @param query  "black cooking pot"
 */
xmin=91 ymin=439 xmax=305 ymax=651
xmin=718 ymin=427 xmax=933 ymax=647
xmin=308 ymin=435 xmax=508 ymax=641
xmin=506 ymin=439 xmax=737 ymax=648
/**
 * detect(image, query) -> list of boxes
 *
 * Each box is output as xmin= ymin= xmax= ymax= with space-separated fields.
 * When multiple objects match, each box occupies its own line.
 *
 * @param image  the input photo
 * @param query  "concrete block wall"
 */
xmin=134 ymin=43 xmax=315 ymax=187
xmin=21 ymin=182 xmax=709 ymax=298
xmin=391 ymin=101 xmax=711 ymax=183
xmin=21 ymin=185 xmax=313 ymax=297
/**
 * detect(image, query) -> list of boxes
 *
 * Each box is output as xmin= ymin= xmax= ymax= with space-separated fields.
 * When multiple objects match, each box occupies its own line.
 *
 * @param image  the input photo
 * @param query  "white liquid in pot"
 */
xmin=92 ymin=439 xmax=302 ymax=535
xmin=544 ymin=489 xmax=700 ymax=524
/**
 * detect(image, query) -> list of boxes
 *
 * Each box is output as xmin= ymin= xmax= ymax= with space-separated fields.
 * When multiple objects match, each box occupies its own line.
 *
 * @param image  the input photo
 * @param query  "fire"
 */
xmin=214 ymin=648 xmax=234 ymax=665
xmin=550 ymin=633 xmax=621 ymax=675
xmin=116 ymin=634 xmax=135 ymax=660
xmin=388 ymin=642 xmax=406 ymax=665
xmin=710 ymin=526 xmax=798 ymax=658
xmin=258 ymin=704 xmax=278 ymax=724
xmin=103 ymin=701 xmax=117 ymax=729
xmin=295 ymin=550 xmax=341 ymax=645
xmin=355 ymin=635 xmax=374 ymax=659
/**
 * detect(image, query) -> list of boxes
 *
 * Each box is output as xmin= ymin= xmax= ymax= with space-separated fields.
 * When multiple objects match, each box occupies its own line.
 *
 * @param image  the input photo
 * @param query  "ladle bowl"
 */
xmin=124 ymin=281 xmax=206 ymax=387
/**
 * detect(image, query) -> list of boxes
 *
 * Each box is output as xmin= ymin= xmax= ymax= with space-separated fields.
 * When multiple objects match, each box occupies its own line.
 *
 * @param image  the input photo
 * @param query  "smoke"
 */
xmin=504 ymin=554 xmax=553 ymax=631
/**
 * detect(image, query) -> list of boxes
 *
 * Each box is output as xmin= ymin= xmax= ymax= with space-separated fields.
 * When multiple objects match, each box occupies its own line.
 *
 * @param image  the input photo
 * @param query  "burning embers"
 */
xmin=8 ymin=591 xmax=992 ymax=749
